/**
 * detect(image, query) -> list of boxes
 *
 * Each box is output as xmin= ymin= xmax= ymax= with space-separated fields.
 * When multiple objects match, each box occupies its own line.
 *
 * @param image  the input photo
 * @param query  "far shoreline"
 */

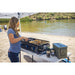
xmin=20 ymin=32 xmax=75 ymax=38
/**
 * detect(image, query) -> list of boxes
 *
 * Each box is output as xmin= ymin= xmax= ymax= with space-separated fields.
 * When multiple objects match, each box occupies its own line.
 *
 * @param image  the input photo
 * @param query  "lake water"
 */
xmin=0 ymin=19 xmax=75 ymax=37
xmin=21 ymin=19 xmax=75 ymax=37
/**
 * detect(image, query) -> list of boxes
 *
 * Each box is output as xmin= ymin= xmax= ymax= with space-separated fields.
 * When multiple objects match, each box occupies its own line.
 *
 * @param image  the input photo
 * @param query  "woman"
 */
xmin=7 ymin=17 xmax=28 ymax=62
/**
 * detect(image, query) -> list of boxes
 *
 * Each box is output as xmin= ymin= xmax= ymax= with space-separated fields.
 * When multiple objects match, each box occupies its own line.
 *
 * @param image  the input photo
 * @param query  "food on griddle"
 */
xmin=29 ymin=39 xmax=49 ymax=45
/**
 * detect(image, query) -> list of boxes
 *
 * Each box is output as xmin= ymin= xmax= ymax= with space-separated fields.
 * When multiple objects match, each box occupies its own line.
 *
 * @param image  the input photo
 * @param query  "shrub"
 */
xmin=21 ymin=16 xmax=33 ymax=22
xmin=71 ymin=16 xmax=75 ymax=19
xmin=36 ymin=16 xmax=43 ymax=20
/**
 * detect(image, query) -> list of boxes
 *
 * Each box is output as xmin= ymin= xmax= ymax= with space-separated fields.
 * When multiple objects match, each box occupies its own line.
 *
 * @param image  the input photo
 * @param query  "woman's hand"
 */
xmin=24 ymin=37 xmax=29 ymax=42
xmin=21 ymin=37 xmax=29 ymax=42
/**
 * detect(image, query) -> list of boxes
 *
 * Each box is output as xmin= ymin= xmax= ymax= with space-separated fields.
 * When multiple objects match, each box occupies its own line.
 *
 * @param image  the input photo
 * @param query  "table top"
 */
xmin=21 ymin=48 xmax=71 ymax=62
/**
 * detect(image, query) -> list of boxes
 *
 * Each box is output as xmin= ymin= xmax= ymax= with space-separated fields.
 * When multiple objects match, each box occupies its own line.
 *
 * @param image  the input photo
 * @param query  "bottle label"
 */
xmin=47 ymin=51 xmax=50 ymax=53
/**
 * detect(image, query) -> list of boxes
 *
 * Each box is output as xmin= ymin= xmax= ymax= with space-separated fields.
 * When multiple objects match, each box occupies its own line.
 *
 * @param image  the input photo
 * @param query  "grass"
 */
xmin=0 ymin=18 xmax=10 ymax=23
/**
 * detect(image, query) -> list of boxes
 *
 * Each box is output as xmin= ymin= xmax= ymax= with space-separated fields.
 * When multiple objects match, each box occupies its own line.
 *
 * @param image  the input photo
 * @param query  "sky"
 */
xmin=0 ymin=12 xmax=36 ymax=18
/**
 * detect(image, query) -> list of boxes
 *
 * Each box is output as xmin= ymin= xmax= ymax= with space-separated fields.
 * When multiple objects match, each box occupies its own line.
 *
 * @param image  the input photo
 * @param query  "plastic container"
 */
xmin=51 ymin=50 xmax=55 ymax=56
xmin=53 ymin=43 xmax=67 ymax=59
xmin=46 ymin=50 xmax=50 ymax=57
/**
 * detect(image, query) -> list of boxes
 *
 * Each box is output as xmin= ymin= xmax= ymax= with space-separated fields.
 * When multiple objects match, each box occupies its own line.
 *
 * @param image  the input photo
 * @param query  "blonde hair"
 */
xmin=8 ymin=17 xmax=19 ymax=37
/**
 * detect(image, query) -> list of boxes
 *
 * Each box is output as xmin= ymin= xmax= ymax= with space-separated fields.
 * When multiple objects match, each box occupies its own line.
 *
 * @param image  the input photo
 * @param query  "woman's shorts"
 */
xmin=8 ymin=51 xmax=20 ymax=62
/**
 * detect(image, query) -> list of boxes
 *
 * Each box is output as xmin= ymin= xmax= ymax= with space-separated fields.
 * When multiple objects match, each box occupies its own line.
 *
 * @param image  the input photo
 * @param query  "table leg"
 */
xmin=32 ymin=55 xmax=33 ymax=62
xmin=19 ymin=51 xmax=21 ymax=62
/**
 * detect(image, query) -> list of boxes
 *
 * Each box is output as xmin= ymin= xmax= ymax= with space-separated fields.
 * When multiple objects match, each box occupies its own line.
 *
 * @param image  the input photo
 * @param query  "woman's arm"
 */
xmin=8 ymin=33 xmax=28 ymax=44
